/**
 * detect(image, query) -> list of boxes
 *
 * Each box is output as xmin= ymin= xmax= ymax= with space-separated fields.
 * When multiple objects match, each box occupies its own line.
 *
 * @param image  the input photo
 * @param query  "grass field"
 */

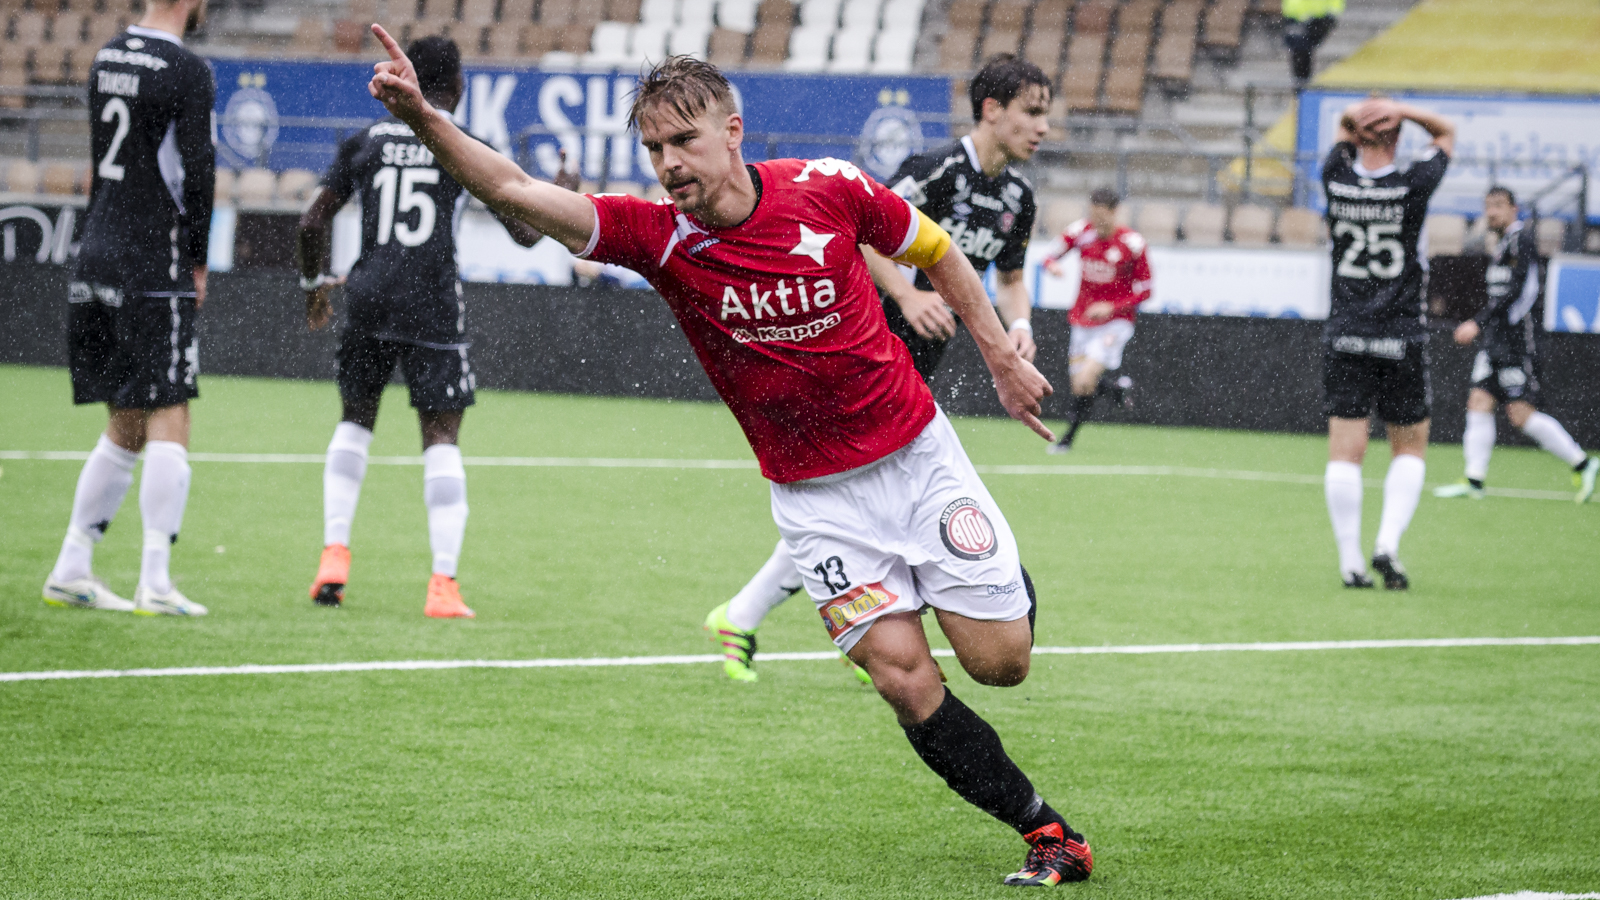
xmin=2 ymin=363 xmax=1597 ymax=900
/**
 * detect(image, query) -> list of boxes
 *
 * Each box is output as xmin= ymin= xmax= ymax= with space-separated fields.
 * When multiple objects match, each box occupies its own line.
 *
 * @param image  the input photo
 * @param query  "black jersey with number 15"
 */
xmin=75 ymin=27 xmax=215 ymax=296
xmin=1320 ymin=141 xmax=1449 ymax=343
xmin=320 ymin=116 xmax=476 ymax=347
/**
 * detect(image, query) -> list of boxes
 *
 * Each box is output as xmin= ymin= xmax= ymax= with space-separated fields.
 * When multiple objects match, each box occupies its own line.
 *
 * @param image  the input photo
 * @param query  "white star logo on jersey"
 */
xmin=790 ymin=225 xmax=835 ymax=266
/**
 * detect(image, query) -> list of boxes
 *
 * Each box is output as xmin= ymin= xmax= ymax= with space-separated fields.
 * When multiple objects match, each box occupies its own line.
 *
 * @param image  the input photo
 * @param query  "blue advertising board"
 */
xmin=1546 ymin=256 xmax=1600 ymax=334
xmin=209 ymin=57 xmax=950 ymax=184
xmin=1296 ymin=89 xmax=1600 ymax=223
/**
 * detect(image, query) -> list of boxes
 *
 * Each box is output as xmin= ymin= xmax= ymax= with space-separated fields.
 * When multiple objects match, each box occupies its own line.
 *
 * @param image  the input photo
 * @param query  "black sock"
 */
xmin=1020 ymin=564 xmax=1037 ymax=643
xmin=1575 ymin=460 xmax=1589 ymax=474
xmin=1469 ymin=477 xmax=1485 ymax=489
xmin=902 ymin=689 xmax=1064 ymax=836
xmin=1063 ymin=395 xmax=1094 ymax=443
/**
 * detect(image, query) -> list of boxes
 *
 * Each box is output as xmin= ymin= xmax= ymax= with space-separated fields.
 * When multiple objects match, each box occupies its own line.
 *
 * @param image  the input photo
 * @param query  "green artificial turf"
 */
xmin=1 ymin=364 xmax=1597 ymax=899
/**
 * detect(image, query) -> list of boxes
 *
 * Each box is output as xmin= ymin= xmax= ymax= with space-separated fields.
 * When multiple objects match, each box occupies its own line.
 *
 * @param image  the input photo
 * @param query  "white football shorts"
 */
xmin=769 ymin=408 xmax=1030 ymax=653
xmin=1069 ymin=319 xmax=1135 ymax=373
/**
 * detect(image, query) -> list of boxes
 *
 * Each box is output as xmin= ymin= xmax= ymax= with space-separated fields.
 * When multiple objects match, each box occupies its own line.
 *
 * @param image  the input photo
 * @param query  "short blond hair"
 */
xmin=628 ymin=56 xmax=737 ymax=132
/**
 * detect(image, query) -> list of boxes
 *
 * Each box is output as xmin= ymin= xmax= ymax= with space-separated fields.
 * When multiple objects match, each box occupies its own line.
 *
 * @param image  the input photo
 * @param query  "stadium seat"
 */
xmin=1134 ymin=201 xmax=1180 ymax=245
xmin=1536 ymin=217 xmax=1566 ymax=257
xmin=1182 ymin=203 xmax=1226 ymax=246
xmin=870 ymin=26 xmax=916 ymax=73
xmin=607 ymin=0 xmax=645 ymax=20
xmin=839 ymin=0 xmax=880 ymax=30
xmin=632 ymin=24 xmax=671 ymax=62
xmin=461 ymin=0 xmax=499 ymax=25
xmin=3 ymin=158 xmax=38 ymax=193
xmin=277 ymin=169 xmax=320 ymax=205
xmin=708 ymin=26 xmax=748 ymax=62
xmin=639 ymin=0 xmax=676 ymax=25
xmin=680 ymin=0 xmax=717 ymax=28
xmin=1041 ymin=196 xmax=1087 ymax=236
xmin=749 ymin=20 xmax=792 ymax=65
xmin=939 ymin=26 xmax=978 ymax=71
xmin=798 ymin=0 xmax=841 ymax=27
xmin=981 ymin=28 xmax=1022 ymax=59
xmin=1022 ymin=26 xmax=1065 ymax=81
xmin=31 ymin=44 xmax=68 ymax=83
xmin=879 ymin=0 xmax=925 ymax=29
xmin=288 ymin=17 xmax=330 ymax=55
xmin=11 ymin=12 xmax=48 ymax=46
xmin=520 ymin=23 xmax=559 ymax=55
xmin=670 ymin=23 xmax=711 ymax=56
xmin=1151 ymin=0 xmax=1200 ymax=85
xmin=784 ymin=25 xmax=832 ymax=70
xmin=214 ymin=168 xmax=237 ymax=205
xmin=829 ymin=26 xmax=873 ymax=71
xmin=584 ymin=20 xmax=632 ymax=65
xmin=236 ymin=168 xmax=277 ymax=206
xmin=1229 ymin=204 xmax=1274 ymax=247
xmin=1276 ymin=207 xmax=1326 ymax=248
xmin=716 ymin=0 xmax=759 ymax=32
xmin=39 ymin=160 xmax=80 ymax=195
xmin=756 ymin=0 xmax=794 ymax=25
xmin=1425 ymin=213 xmax=1467 ymax=256
xmin=502 ymin=0 xmax=537 ymax=24
xmin=944 ymin=0 xmax=983 ymax=29
xmin=332 ymin=19 xmax=367 ymax=53
xmin=1199 ymin=0 xmax=1246 ymax=56
xmin=987 ymin=0 xmax=1028 ymax=31
xmin=1061 ymin=32 xmax=1105 ymax=110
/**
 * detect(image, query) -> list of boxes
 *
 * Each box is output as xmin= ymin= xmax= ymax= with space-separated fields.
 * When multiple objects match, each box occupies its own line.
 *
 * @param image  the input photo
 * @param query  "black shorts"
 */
xmin=1471 ymin=348 xmax=1541 ymax=406
xmin=882 ymin=296 xmax=951 ymax=383
xmin=337 ymin=330 xmax=475 ymax=412
xmin=1322 ymin=340 xmax=1431 ymax=424
xmin=67 ymin=282 xmax=199 ymax=409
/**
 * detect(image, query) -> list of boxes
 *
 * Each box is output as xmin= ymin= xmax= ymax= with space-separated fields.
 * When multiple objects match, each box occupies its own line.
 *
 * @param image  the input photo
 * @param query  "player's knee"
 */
xmin=967 ymin=654 xmax=1030 ymax=687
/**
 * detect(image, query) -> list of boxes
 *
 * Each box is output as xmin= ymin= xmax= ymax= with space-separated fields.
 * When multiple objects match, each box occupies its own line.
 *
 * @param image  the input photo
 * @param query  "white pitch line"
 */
xmin=3 ymin=637 xmax=1595 ymax=684
xmin=0 ymin=450 xmax=1579 ymax=501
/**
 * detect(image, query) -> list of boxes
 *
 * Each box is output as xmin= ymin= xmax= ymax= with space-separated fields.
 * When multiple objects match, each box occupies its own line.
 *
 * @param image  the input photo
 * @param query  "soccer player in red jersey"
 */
xmin=367 ymin=27 xmax=1092 ymax=886
xmin=1042 ymin=187 xmax=1152 ymax=453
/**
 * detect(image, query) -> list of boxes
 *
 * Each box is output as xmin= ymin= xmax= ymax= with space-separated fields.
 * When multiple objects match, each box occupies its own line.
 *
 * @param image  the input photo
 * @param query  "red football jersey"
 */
xmin=581 ymin=158 xmax=934 ymax=483
xmin=1044 ymin=220 xmax=1153 ymax=327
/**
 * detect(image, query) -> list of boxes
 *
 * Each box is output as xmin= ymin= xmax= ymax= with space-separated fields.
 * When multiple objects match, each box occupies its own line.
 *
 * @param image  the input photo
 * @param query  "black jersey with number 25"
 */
xmin=321 ymin=116 xmax=475 ymax=347
xmin=75 ymin=27 xmax=215 ymax=295
xmin=886 ymin=136 xmax=1036 ymax=292
xmin=1321 ymin=140 xmax=1449 ymax=344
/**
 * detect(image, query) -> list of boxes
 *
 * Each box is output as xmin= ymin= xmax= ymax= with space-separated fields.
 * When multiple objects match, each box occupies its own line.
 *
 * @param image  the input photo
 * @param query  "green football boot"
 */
xmin=1433 ymin=479 xmax=1486 ymax=500
xmin=1575 ymin=457 xmax=1599 ymax=504
xmin=837 ymin=649 xmax=872 ymax=685
xmin=704 ymin=602 xmax=758 ymax=682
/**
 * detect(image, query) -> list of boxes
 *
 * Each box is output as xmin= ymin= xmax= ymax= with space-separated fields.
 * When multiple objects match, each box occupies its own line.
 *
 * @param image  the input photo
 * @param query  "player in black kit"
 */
xmin=1320 ymin=96 xmax=1454 ymax=590
xmin=703 ymin=54 xmax=1048 ymax=683
xmin=44 ymin=0 xmax=214 ymax=617
xmin=1435 ymin=186 xmax=1599 ymax=503
xmin=297 ymin=37 xmax=569 ymax=618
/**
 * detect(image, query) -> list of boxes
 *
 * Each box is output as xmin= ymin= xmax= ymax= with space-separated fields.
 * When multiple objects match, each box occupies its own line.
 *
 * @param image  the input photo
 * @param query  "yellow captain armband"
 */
xmin=892 ymin=209 xmax=952 ymax=269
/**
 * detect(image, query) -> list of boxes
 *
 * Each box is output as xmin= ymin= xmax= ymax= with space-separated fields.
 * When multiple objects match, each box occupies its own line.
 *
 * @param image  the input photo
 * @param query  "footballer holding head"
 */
xmin=366 ymin=27 xmax=1091 ymax=886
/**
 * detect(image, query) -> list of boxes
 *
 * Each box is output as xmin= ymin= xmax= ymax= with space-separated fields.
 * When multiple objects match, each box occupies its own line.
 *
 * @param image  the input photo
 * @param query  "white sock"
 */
xmin=1520 ymin=411 xmax=1587 ymax=468
xmin=323 ymin=422 xmax=373 ymax=546
xmin=423 ymin=443 xmax=467 ymax=578
xmin=138 ymin=441 xmax=191 ymax=594
xmin=1462 ymin=410 xmax=1495 ymax=482
xmin=1324 ymin=461 xmax=1365 ymax=575
xmin=1374 ymin=454 xmax=1425 ymax=559
xmin=726 ymin=539 xmax=805 ymax=631
xmin=51 ymin=434 xmax=139 ymax=583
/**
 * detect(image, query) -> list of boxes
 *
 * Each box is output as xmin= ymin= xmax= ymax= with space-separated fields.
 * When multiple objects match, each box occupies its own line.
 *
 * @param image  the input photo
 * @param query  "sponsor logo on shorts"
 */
xmin=1331 ymin=335 xmax=1406 ymax=360
xmin=820 ymin=582 xmax=899 ymax=640
xmin=939 ymin=497 xmax=997 ymax=561
xmin=987 ymin=580 xmax=1021 ymax=596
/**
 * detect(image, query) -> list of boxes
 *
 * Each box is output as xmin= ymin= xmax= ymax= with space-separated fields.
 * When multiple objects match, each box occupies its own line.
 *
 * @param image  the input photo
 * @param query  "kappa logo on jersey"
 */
xmin=732 ymin=312 xmax=842 ymax=344
xmin=940 ymin=497 xmax=997 ymax=560
xmin=820 ymin=582 xmax=899 ymax=639
xmin=942 ymin=220 xmax=1006 ymax=261
xmin=658 ymin=213 xmax=720 ymax=266
xmin=792 ymin=157 xmax=875 ymax=195
xmin=1082 ymin=258 xmax=1117 ymax=283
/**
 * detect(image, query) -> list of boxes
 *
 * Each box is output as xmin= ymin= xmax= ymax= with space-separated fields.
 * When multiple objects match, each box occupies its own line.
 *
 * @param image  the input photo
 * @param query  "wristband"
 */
xmin=300 ymin=274 xmax=333 ymax=291
xmin=1008 ymin=318 xmax=1033 ymax=334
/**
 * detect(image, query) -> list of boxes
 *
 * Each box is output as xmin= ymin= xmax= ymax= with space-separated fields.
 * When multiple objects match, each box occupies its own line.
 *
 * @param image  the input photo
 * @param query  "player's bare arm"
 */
xmin=862 ymin=245 xmax=955 ymax=340
xmin=922 ymin=248 xmax=1054 ymax=440
xmin=491 ymin=150 xmax=582 ymax=247
xmin=367 ymin=25 xmax=595 ymax=253
xmin=995 ymin=269 xmax=1036 ymax=361
xmin=297 ymin=186 xmax=350 ymax=330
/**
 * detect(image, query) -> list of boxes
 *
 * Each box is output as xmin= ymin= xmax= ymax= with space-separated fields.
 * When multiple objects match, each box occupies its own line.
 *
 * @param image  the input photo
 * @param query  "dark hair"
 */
xmin=408 ymin=36 xmax=462 ymax=102
xmin=629 ymin=55 xmax=737 ymax=132
xmin=1090 ymin=187 xmax=1120 ymax=209
xmin=969 ymin=54 xmax=1051 ymax=122
xmin=1486 ymin=185 xmax=1517 ymax=207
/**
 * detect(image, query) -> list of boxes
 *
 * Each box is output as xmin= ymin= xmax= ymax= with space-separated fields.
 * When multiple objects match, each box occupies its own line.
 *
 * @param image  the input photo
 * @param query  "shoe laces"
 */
xmin=1021 ymin=823 xmax=1091 ymax=878
xmin=716 ymin=628 xmax=756 ymax=663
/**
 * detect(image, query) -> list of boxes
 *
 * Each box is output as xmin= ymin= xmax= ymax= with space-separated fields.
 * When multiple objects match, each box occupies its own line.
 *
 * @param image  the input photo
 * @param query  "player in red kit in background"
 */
xmin=1042 ymin=188 xmax=1152 ymax=453
xmin=366 ymin=30 xmax=1092 ymax=887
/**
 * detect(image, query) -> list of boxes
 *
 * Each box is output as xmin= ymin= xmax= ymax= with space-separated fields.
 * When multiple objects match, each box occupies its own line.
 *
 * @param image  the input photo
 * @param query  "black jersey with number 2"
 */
xmin=75 ymin=27 xmax=215 ymax=296
xmin=321 ymin=116 xmax=477 ymax=348
xmin=1321 ymin=140 xmax=1449 ymax=346
xmin=886 ymin=136 xmax=1036 ymax=292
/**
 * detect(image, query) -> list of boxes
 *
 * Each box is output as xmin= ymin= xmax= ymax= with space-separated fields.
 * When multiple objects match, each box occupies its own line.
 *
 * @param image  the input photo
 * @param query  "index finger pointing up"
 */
xmin=371 ymin=23 xmax=405 ymax=61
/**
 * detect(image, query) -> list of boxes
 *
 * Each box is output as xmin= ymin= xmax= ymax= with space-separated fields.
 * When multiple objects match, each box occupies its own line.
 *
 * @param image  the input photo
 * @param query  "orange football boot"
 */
xmin=310 ymin=544 xmax=351 ymax=607
xmin=424 ymin=574 xmax=475 ymax=618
